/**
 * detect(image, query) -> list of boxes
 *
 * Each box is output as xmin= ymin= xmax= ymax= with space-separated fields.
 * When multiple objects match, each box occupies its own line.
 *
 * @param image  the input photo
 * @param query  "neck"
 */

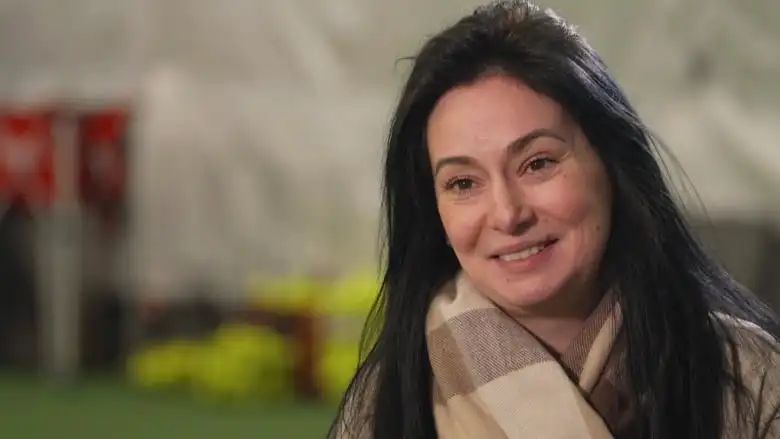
xmin=515 ymin=315 xmax=591 ymax=354
xmin=510 ymin=284 xmax=604 ymax=354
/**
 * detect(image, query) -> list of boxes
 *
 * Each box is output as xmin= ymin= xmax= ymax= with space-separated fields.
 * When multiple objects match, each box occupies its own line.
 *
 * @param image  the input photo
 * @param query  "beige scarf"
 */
xmin=426 ymin=273 xmax=635 ymax=439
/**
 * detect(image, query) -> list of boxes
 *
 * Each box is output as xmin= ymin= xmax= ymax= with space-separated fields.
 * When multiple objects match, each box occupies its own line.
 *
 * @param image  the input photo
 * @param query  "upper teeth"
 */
xmin=500 ymin=244 xmax=547 ymax=261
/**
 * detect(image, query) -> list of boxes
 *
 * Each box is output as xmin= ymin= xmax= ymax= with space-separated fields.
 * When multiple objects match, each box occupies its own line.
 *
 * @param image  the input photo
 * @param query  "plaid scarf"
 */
xmin=426 ymin=273 xmax=635 ymax=438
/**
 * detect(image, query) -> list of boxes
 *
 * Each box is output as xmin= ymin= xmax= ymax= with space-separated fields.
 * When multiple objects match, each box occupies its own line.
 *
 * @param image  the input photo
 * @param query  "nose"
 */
xmin=488 ymin=180 xmax=532 ymax=234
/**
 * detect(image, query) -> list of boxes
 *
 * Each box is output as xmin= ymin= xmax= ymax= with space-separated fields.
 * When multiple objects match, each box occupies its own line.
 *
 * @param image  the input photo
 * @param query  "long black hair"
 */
xmin=329 ymin=1 xmax=780 ymax=438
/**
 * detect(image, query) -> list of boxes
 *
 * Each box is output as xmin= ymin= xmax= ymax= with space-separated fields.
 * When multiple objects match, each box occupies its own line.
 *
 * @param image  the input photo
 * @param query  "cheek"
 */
xmin=534 ymin=170 xmax=611 ymax=240
xmin=437 ymin=202 xmax=484 ymax=251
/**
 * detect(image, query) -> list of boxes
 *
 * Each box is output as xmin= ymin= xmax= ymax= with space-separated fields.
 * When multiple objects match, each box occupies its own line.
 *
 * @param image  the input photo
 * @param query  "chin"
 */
xmin=470 ymin=272 xmax=565 ymax=314
xmin=496 ymin=282 xmax=563 ymax=312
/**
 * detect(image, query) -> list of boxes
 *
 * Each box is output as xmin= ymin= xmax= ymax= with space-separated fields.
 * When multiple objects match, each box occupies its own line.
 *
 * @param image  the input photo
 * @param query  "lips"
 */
xmin=499 ymin=242 xmax=550 ymax=261
xmin=490 ymin=237 xmax=558 ymax=273
xmin=491 ymin=238 xmax=558 ymax=261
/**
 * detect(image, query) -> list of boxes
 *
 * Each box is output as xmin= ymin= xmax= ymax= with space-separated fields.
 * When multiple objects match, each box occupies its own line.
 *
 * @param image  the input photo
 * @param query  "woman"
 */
xmin=330 ymin=1 xmax=780 ymax=438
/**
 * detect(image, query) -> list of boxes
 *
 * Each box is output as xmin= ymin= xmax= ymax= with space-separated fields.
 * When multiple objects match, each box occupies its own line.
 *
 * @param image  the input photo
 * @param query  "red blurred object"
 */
xmin=0 ymin=110 xmax=56 ymax=206
xmin=78 ymin=108 xmax=131 ymax=227
xmin=78 ymin=108 xmax=130 ymax=204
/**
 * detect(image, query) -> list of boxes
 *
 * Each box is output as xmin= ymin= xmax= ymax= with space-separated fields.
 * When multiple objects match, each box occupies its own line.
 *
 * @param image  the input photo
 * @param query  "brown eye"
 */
xmin=527 ymin=157 xmax=555 ymax=172
xmin=445 ymin=178 xmax=475 ymax=192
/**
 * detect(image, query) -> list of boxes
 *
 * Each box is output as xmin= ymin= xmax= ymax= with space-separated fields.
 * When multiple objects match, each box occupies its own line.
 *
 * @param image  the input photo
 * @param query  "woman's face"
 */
xmin=427 ymin=74 xmax=612 ymax=318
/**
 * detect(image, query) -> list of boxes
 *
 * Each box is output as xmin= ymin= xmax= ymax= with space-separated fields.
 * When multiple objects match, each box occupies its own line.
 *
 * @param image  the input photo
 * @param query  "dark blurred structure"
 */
xmin=693 ymin=219 xmax=780 ymax=311
xmin=0 ymin=202 xmax=37 ymax=369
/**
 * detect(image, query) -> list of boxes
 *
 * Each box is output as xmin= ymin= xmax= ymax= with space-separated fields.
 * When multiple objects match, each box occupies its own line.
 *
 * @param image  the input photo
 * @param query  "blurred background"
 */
xmin=0 ymin=0 xmax=778 ymax=437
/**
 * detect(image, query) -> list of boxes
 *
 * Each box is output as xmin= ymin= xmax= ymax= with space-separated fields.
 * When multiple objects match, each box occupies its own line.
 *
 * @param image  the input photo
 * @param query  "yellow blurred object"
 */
xmin=128 ymin=323 xmax=298 ymax=404
xmin=322 ymin=270 xmax=380 ymax=315
xmin=315 ymin=270 xmax=380 ymax=402
xmin=248 ymin=275 xmax=323 ymax=313
xmin=189 ymin=323 xmax=296 ymax=402
xmin=320 ymin=270 xmax=380 ymax=344
xmin=241 ymin=270 xmax=381 ymax=403
xmin=127 ymin=339 xmax=199 ymax=390
xmin=318 ymin=341 xmax=361 ymax=404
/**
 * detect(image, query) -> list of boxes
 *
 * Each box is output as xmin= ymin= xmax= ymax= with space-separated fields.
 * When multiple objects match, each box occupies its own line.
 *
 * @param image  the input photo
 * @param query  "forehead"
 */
xmin=427 ymin=74 xmax=567 ymax=151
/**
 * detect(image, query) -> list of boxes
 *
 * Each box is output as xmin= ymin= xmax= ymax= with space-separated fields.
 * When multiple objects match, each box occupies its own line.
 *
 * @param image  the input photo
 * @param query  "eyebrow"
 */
xmin=432 ymin=127 xmax=566 ymax=177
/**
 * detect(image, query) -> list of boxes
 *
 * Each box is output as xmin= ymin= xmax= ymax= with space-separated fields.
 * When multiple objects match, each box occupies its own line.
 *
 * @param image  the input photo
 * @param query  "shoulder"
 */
xmin=331 ymin=365 xmax=378 ymax=439
xmin=715 ymin=312 xmax=780 ymax=375
xmin=714 ymin=313 xmax=780 ymax=438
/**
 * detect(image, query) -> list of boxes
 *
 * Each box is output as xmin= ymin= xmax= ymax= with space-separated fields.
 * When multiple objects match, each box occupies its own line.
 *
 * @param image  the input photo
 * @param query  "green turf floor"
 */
xmin=0 ymin=374 xmax=335 ymax=439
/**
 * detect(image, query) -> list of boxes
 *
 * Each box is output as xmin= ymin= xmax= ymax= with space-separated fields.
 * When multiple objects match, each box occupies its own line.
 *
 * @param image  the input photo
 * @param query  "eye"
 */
xmin=526 ymin=157 xmax=556 ymax=172
xmin=444 ymin=177 xmax=475 ymax=193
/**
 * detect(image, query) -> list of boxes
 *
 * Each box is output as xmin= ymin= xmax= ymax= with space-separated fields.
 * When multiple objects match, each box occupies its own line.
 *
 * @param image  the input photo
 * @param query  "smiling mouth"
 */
xmin=493 ymin=239 xmax=558 ymax=262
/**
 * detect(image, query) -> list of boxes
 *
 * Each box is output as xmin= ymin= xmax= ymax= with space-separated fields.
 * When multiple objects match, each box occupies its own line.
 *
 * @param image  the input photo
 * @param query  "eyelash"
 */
xmin=441 ymin=156 xmax=557 ymax=194
xmin=444 ymin=177 xmax=476 ymax=193
xmin=525 ymin=156 xmax=556 ymax=173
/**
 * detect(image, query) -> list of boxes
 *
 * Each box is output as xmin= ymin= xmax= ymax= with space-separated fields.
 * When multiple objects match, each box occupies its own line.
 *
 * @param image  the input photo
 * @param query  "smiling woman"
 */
xmin=329 ymin=1 xmax=780 ymax=439
xmin=428 ymin=75 xmax=612 ymax=351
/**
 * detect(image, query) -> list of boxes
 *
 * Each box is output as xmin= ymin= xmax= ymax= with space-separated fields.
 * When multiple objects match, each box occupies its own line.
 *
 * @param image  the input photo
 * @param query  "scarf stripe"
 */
xmin=560 ymin=292 xmax=616 ymax=381
xmin=428 ymin=308 xmax=552 ymax=400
